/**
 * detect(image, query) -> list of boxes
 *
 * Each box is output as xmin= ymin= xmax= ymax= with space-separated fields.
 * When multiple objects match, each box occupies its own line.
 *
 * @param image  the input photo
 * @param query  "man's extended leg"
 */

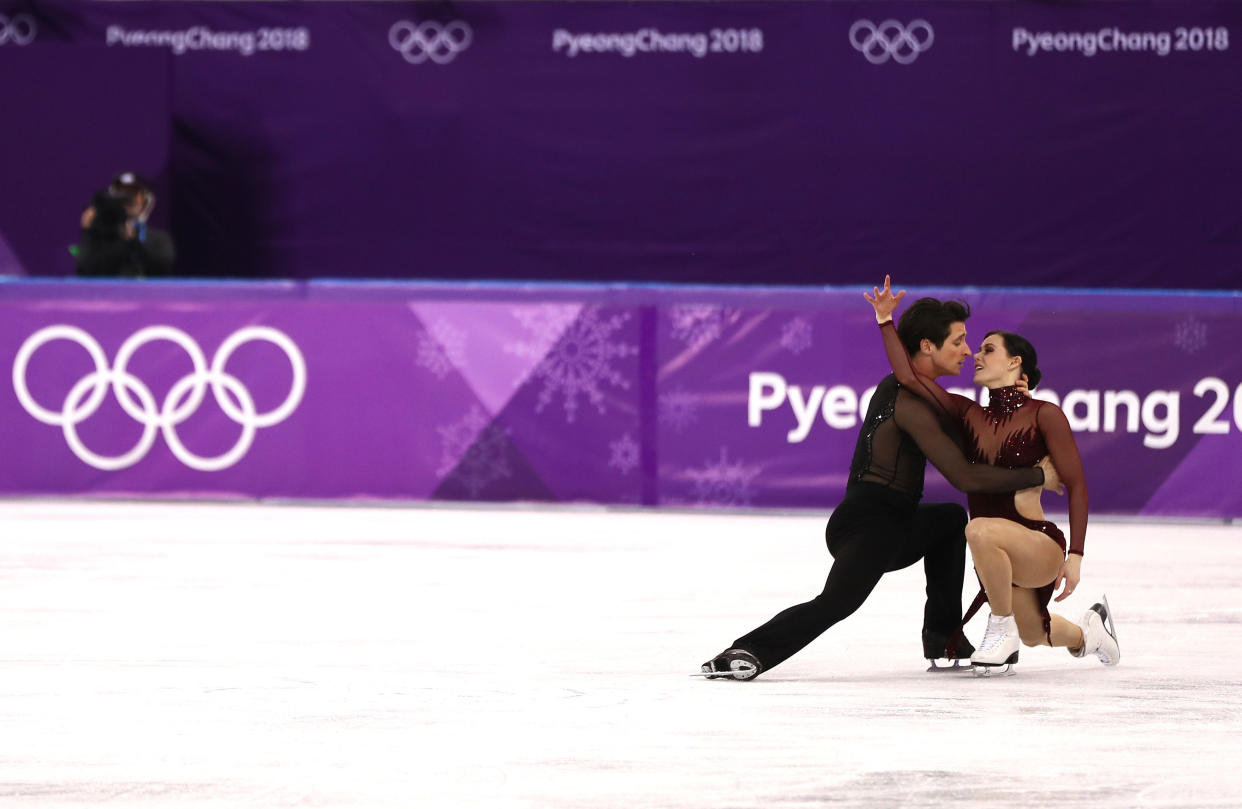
xmin=721 ymin=499 xmax=905 ymax=674
xmin=725 ymin=536 xmax=888 ymax=672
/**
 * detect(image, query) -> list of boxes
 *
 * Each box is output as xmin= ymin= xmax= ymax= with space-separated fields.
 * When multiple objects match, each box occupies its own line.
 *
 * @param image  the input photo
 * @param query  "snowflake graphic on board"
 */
xmin=608 ymin=432 xmax=640 ymax=476
xmin=687 ymin=447 xmax=761 ymax=507
xmin=658 ymin=388 xmax=699 ymax=434
xmin=416 ymin=319 xmax=468 ymax=379
xmin=504 ymin=304 xmax=582 ymax=364
xmin=1173 ymin=316 xmax=1208 ymax=355
xmin=780 ymin=316 xmax=813 ymax=355
xmin=520 ymin=307 xmax=637 ymax=423
xmin=436 ymin=406 xmax=512 ymax=497
xmin=668 ymin=305 xmax=741 ymax=351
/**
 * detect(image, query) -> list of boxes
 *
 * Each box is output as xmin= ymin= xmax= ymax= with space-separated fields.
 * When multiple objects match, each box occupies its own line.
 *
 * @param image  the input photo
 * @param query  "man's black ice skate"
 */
xmin=696 ymin=649 xmax=762 ymax=681
xmin=923 ymin=628 xmax=976 ymax=673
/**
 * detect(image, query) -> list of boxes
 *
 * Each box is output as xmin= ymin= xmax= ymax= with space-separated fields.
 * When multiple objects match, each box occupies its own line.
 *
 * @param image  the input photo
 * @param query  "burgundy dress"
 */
xmin=879 ymin=322 xmax=1089 ymax=634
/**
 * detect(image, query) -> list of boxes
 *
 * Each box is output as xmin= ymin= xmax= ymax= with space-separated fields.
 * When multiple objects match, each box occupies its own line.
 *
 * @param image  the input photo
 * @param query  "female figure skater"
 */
xmin=865 ymin=277 xmax=1119 ymax=674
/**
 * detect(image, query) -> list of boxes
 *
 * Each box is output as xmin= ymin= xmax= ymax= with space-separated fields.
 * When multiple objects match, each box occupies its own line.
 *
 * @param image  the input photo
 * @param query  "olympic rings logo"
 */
xmin=849 ymin=19 xmax=934 ymax=65
xmin=13 ymin=325 xmax=306 ymax=472
xmin=0 ymin=13 xmax=36 ymax=46
xmin=388 ymin=19 xmax=472 ymax=65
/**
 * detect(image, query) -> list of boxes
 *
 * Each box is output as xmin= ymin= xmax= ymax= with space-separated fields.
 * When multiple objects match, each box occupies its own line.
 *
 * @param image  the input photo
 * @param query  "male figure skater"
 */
xmin=701 ymin=293 xmax=1060 ymax=680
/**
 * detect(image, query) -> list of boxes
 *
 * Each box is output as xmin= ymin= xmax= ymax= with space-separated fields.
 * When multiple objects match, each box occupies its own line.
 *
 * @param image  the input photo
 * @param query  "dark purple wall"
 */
xmin=0 ymin=45 xmax=171 ymax=276
xmin=2 ymin=1 xmax=1239 ymax=289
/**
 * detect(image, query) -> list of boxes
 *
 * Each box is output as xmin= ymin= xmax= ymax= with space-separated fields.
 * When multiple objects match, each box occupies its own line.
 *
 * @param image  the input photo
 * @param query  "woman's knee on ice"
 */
xmin=1016 ymin=614 xmax=1049 ymax=647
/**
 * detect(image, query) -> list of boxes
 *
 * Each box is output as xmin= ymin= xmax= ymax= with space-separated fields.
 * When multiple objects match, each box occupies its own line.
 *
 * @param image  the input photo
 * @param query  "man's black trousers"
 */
xmin=732 ymin=482 xmax=969 ymax=672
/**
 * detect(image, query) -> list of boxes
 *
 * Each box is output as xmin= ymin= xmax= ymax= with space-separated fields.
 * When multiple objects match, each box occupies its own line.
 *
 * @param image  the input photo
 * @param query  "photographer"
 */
xmin=75 ymin=172 xmax=176 ymax=278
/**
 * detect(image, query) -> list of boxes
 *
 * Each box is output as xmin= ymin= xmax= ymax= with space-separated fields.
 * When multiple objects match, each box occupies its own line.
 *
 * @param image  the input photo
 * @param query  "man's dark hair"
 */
xmin=896 ymin=297 xmax=971 ymax=355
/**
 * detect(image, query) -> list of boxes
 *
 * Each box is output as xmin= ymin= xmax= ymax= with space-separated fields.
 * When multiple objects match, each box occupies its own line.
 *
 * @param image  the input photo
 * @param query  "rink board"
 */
xmin=2 ymin=279 xmax=1240 ymax=518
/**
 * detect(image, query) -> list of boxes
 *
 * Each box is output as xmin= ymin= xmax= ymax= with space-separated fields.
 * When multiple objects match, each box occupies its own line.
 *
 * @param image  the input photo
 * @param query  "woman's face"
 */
xmin=972 ymin=334 xmax=1019 ymax=388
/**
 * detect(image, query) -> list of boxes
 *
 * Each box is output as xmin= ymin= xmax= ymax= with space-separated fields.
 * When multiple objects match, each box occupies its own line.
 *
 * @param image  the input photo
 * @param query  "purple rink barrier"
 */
xmin=1 ymin=1 xmax=1241 ymax=288
xmin=2 ymin=279 xmax=1241 ymax=519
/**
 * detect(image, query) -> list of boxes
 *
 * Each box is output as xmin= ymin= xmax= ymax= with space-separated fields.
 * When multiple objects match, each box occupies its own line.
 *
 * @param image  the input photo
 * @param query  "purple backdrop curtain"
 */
xmin=1 ymin=1 xmax=1239 ymax=287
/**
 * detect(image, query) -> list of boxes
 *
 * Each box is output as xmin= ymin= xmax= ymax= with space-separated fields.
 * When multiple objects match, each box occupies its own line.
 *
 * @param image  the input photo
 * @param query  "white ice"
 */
xmin=1 ymin=499 xmax=1239 ymax=808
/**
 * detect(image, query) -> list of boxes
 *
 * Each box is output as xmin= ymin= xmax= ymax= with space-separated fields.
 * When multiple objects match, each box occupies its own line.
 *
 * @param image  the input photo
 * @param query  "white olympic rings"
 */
xmin=0 ymin=13 xmax=37 ymax=46
xmin=849 ymin=19 xmax=934 ymax=65
xmin=388 ymin=19 xmax=472 ymax=65
xmin=13 ymin=324 xmax=306 ymax=472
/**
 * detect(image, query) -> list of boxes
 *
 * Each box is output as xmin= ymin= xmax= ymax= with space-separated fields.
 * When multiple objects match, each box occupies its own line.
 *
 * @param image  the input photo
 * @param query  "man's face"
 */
xmin=925 ymin=322 xmax=970 ymax=378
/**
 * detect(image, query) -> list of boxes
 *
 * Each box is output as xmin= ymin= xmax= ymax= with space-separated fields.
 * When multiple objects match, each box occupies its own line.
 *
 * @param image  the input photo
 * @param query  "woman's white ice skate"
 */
xmin=1071 ymin=593 xmax=1120 ymax=665
xmin=970 ymin=613 xmax=1019 ymax=676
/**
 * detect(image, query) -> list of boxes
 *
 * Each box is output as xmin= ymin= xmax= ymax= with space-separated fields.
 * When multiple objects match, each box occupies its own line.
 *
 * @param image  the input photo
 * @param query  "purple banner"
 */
xmin=1 ymin=1 xmax=1240 ymax=289
xmin=3 ymin=279 xmax=1240 ymax=519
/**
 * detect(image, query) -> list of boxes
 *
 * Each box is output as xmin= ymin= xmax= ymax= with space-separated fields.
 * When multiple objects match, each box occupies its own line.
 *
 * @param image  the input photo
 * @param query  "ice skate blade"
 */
xmin=692 ymin=663 xmax=759 ymax=681
xmin=1099 ymin=593 xmax=1120 ymax=666
xmin=926 ymin=659 xmax=972 ymax=673
xmin=971 ymin=663 xmax=1017 ymax=677
xmin=691 ymin=670 xmax=756 ymax=681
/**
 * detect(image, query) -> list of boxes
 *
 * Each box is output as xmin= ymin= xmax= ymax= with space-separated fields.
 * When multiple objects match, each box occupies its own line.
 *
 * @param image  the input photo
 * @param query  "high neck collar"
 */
xmin=987 ymin=385 xmax=1027 ymax=414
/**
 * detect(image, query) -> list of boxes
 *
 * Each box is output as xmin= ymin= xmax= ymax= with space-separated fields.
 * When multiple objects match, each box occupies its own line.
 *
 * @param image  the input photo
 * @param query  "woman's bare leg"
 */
xmin=965 ymin=517 xmax=1063 ymax=616
xmin=1012 ymin=587 xmax=1085 ymax=649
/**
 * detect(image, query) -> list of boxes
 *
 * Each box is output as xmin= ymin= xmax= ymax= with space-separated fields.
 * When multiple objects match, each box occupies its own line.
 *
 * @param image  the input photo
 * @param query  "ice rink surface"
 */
xmin=1 ymin=499 xmax=1239 ymax=808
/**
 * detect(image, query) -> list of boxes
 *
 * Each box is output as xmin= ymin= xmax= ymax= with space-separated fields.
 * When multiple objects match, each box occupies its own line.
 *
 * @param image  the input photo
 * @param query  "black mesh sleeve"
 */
xmin=894 ymin=392 xmax=1044 ymax=494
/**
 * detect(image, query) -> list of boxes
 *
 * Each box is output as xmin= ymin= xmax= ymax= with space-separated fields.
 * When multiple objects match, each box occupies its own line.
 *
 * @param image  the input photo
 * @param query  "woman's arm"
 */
xmin=1038 ymin=403 xmax=1088 ymax=556
xmin=865 ymin=276 xmax=970 ymax=422
xmin=878 ymin=321 xmax=966 ymax=420
xmin=1037 ymin=403 xmax=1088 ymax=602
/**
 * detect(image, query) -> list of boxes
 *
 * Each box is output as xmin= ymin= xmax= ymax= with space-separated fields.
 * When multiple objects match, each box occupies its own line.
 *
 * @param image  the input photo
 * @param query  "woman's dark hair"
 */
xmin=985 ymin=330 xmax=1042 ymax=388
xmin=896 ymin=297 xmax=971 ymax=355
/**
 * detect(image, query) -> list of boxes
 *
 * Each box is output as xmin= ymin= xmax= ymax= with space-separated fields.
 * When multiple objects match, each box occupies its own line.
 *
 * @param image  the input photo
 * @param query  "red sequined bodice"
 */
xmin=962 ymin=385 xmax=1048 ymax=470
